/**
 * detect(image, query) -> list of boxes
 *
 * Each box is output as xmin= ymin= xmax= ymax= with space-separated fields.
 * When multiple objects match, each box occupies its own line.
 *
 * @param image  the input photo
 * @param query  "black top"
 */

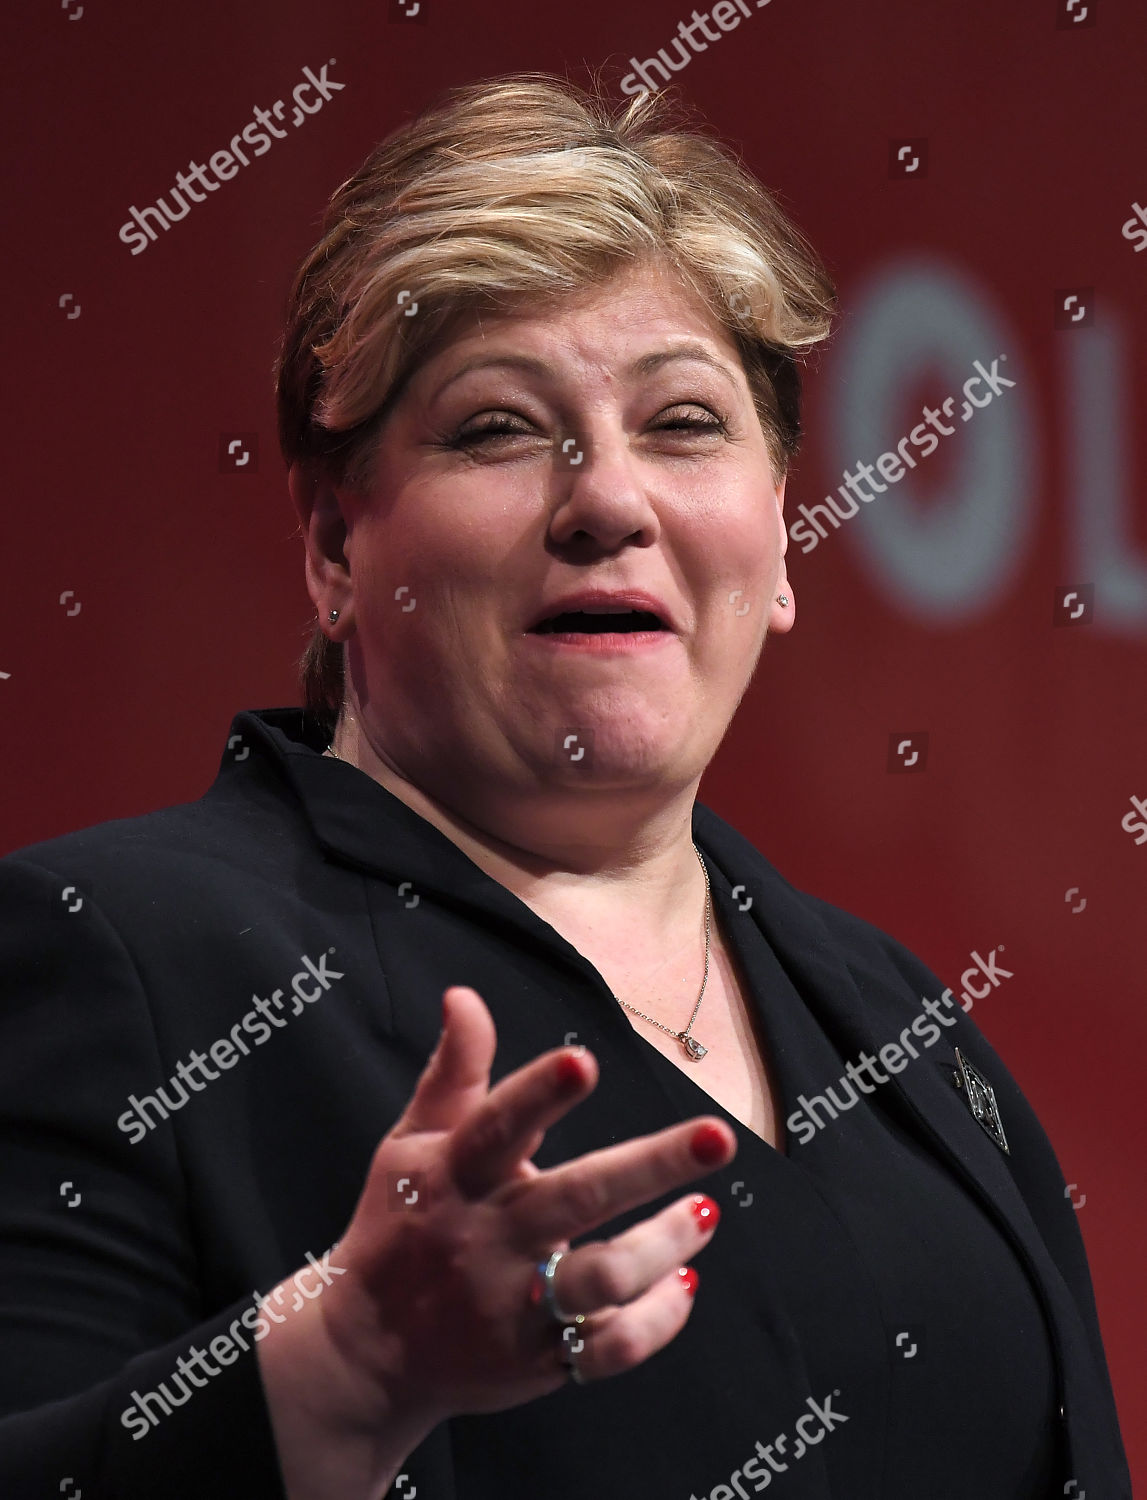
xmin=0 ymin=708 xmax=1130 ymax=1499
xmin=635 ymin=880 xmax=1057 ymax=1497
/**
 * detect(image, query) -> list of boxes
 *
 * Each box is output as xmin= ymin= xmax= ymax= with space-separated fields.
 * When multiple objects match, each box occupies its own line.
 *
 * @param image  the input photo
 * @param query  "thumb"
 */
xmin=397 ymin=986 xmax=498 ymax=1135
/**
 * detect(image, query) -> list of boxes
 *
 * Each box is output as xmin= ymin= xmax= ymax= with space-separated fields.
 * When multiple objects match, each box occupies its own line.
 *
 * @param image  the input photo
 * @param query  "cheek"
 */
xmin=381 ymin=481 xmax=516 ymax=576
xmin=689 ymin=505 xmax=778 ymax=642
xmin=688 ymin=502 xmax=777 ymax=591
xmin=347 ymin=517 xmax=422 ymax=659
xmin=352 ymin=507 xmax=504 ymax=661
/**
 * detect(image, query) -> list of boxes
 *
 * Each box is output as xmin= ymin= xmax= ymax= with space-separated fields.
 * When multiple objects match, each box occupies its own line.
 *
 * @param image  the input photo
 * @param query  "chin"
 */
xmin=544 ymin=719 xmax=692 ymax=782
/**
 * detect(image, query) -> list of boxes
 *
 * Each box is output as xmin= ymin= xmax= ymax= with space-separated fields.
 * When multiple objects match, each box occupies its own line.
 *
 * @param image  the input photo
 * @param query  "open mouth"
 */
xmin=531 ymin=610 xmax=666 ymax=635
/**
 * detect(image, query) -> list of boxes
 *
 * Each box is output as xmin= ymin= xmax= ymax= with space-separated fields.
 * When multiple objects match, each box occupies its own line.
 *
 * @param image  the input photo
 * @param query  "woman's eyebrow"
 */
xmin=431 ymin=343 xmax=740 ymax=400
xmin=630 ymin=345 xmax=739 ymax=388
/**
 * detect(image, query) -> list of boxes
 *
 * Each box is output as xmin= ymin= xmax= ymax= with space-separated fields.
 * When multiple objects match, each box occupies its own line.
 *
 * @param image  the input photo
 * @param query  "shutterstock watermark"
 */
xmin=1122 ymin=199 xmax=1147 ymax=252
xmin=786 ymin=946 xmax=1014 ymax=1146
xmin=688 ymin=1390 xmax=849 ymax=1497
xmin=120 ymin=1245 xmax=344 ymax=1440
xmin=116 ymin=949 xmax=344 ymax=1142
xmin=620 ymin=0 xmax=779 ymax=99
xmin=788 ymin=355 xmax=1017 ymax=555
xmin=118 ymin=61 xmax=346 ymax=255
xmin=1121 ymin=792 xmax=1147 ymax=844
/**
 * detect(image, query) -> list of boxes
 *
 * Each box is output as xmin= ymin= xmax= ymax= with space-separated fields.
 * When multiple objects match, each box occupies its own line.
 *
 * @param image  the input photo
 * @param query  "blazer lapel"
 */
xmin=697 ymin=803 xmax=1046 ymax=1225
xmin=692 ymin=801 xmax=1121 ymax=1479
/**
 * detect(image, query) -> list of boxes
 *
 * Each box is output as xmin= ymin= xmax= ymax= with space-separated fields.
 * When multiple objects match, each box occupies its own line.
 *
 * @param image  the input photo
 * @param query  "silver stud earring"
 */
xmin=776 ymin=594 xmax=790 ymax=607
xmin=328 ymin=609 xmax=339 ymax=624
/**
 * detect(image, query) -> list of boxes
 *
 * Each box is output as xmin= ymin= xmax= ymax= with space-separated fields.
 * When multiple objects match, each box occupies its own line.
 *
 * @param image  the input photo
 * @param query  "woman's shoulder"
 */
xmin=0 ymin=761 xmax=305 ymax=929
xmin=799 ymin=885 xmax=936 ymax=978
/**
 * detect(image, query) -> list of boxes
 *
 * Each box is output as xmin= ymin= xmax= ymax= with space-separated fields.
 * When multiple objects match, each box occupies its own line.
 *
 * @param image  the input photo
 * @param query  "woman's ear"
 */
xmin=289 ymin=462 xmax=353 ymax=635
xmin=770 ymin=474 xmax=794 ymax=634
xmin=774 ymin=473 xmax=789 ymax=558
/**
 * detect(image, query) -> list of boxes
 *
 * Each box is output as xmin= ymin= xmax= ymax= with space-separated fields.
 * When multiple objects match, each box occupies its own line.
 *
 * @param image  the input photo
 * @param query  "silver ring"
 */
xmin=535 ymin=1250 xmax=588 ymax=1383
xmin=537 ymin=1249 xmax=581 ymax=1326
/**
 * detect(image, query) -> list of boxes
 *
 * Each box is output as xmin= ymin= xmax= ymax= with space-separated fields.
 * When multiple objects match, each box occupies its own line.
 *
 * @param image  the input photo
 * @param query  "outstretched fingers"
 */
xmin=515 ymin=1118 xmax=735 ymax=1251
xmin=447 ymin=1036 xmax=600 ymax=1199
xmin=398 ymin=987 xmax=500 ymax=1137
xmin=542 ymin=1188 xmax=719 ymax=1325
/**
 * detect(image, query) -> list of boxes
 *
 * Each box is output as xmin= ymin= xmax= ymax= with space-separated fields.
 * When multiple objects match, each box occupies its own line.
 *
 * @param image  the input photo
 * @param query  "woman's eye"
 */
xmin=655 ymin=407 xmax=726 ymax=434
xmin=452 ymin=417 xmax=531 ymax=445
xmin=450 ymin=406 xmax=727 ymax=447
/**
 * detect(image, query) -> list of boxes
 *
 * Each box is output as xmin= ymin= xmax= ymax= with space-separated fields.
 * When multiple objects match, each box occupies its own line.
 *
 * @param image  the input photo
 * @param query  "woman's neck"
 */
xmin=327 ymin=712 xmax=707 ymax=947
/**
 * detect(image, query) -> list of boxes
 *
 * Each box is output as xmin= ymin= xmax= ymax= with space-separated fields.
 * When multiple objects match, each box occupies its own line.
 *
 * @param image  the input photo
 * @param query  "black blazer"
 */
xmin=0 ymin=707 xmax=1131 ymax=1498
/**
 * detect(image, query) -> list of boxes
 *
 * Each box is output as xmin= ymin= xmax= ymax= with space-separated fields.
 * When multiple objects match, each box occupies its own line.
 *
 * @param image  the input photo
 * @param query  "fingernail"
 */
xmin=678 ymin=1265 xmax=699 ymax=1297
xmin=691 ymin=1194 xmax=720 ymax=1231
xmin=691 ymin=1123 xmax=728 ymax=1165
xmin=555 ymin=1054 xmax=585 ymax=1088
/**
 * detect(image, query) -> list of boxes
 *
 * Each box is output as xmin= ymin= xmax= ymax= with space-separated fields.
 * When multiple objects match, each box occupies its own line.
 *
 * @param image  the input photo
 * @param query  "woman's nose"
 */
xmin=544 ymin=431 xmax=662 ymax=551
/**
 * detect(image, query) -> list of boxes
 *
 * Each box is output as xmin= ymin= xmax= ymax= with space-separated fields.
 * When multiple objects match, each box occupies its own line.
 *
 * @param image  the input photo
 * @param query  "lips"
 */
xmin=527 ymin=590 xmax=674 ymax=633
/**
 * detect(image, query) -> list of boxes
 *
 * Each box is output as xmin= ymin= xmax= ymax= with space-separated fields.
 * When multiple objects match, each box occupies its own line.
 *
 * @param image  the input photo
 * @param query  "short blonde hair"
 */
xmin=275 ymin=70 xmax=837 ymax=733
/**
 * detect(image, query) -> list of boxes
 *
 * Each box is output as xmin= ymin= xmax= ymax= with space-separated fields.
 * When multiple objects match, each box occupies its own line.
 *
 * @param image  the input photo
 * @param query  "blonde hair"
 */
xmin=275 ymin=70 xmax=837 ymax=733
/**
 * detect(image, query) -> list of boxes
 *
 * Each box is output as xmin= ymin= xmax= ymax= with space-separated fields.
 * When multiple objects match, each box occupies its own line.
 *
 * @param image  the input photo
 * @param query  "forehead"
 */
xmin=412 ymin=257 xmax=746 ymax=393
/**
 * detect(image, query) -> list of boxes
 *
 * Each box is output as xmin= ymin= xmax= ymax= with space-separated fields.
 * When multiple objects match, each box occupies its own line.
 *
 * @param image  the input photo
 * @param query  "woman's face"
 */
xmin=313 ymin=256 xmax=792 ymax=822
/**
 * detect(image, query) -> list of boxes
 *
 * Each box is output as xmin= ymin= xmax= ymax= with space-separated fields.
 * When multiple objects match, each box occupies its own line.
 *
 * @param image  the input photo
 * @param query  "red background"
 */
xmin=4 ymin=0 xmax=1145 ymax=1473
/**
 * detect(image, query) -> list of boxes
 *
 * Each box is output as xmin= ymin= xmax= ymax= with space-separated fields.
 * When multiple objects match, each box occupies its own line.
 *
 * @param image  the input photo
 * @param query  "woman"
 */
xmin=0 ymin=72 xmax=1131 ymax=1500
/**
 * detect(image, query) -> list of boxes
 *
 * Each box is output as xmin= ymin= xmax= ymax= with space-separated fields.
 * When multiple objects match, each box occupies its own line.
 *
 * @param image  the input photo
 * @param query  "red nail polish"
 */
xmin=678 ymin=1265 xmax=699 ymax=1297
xmin=555 ymin=1053 xmax=584 ymax=1088
xmin=691 ymin=1194 xmax=720 ymax=1231
xmin=691 ymin=1123 xmax=728 ymax=1165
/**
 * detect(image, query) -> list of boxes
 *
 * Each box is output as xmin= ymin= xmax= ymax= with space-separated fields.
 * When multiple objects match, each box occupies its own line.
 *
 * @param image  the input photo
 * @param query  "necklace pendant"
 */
xmin=682 ymin=1034 xmax=708 ymax=1061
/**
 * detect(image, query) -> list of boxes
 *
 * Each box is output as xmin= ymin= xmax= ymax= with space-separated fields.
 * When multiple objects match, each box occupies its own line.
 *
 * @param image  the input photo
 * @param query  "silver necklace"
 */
xmin=612 ymin=842 xmax=712 ymax=1061
xmin=323 ymin=743 xmax=712 ymax=1062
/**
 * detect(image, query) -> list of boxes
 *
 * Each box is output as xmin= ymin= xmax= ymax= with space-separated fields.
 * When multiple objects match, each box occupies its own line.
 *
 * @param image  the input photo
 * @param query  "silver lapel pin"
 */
xmin=952 ymin=1046 xmax=1010 ymax=1155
